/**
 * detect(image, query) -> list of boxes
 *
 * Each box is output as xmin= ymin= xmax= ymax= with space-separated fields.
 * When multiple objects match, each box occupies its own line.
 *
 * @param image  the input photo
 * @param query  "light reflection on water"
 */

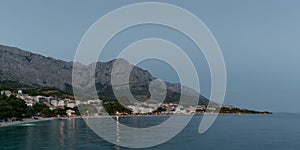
xmin=115 ymin=116 xmax=121 ymax=150
xmin=59 ymin=121 xmax=65 ymax=147
xmin=16 ymin=123 xmax=41 ymax=127
xmin=0 ymin=114 xmax=300 ymax=150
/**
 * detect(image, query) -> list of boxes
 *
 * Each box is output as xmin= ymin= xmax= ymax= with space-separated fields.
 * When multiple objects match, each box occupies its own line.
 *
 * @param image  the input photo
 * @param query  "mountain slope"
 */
xmin=0 ymin=45 xmax=209 ymax=105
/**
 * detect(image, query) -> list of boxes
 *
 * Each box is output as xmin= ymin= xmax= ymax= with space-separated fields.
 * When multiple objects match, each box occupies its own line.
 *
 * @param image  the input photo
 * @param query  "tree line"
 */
xmin=0 ymin=93 xmax=80 ymax=120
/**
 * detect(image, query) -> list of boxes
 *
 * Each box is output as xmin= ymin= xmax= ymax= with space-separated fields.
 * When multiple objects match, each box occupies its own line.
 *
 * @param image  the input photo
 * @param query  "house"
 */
xmin=17 ymin=90 xmax=23 ymax=94
xmin=66 ymin=109 xmax=75 ymax=117
xmin=58 ymin=100 xmax=65 ymax=107
xmin=25 ymin=99 xmax=34 ymax=107
xmin=50 ymin=100 xmax=58 ymax=107
xmin=35 ymin=96 xmax=54 ymax=104
xmin=0 ymin=90 xmax=12 ymax=97
xmin=66 ymin=100 xmax=75 ymax=108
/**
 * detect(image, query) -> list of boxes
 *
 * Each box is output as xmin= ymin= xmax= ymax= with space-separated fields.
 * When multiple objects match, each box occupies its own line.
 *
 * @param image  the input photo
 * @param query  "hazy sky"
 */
xmin=1 ymin=0 xmax=300 ymax=112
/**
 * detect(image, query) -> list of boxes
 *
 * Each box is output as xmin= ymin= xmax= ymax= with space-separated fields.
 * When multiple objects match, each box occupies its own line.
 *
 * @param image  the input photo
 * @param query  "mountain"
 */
xmin=0 ymin=45 xmax=209 ymax=105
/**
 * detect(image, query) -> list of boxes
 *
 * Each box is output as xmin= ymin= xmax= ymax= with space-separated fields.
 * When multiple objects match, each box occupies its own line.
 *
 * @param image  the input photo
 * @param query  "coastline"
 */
xmin=80 ymin=113 xmax=272 ymax=119
xmin=0 ymin=117 xmax=59 ymax=128
xmin=0 ymin=113 xmax=272 ymax=128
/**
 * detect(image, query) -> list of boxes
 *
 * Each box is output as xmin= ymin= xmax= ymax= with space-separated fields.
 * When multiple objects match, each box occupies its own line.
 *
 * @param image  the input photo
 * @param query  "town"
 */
xmin=0 ymin=88 xmax=271 ymax=122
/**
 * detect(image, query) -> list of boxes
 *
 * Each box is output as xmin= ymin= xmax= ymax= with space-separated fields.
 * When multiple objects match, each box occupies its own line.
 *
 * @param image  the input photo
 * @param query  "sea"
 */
xmin=1 ymin=113 xmax=300 ymax=150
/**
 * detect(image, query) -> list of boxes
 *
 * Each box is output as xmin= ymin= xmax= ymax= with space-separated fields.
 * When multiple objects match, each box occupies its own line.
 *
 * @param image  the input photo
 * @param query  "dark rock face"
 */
xmin=0 ymin=45 xmax=72 ymax=90
xmin=0 ymin=45 xmax=208 ymax=104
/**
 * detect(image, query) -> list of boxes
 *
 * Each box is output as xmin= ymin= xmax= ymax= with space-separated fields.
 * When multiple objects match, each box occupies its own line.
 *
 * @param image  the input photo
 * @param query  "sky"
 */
xmin=1 ymin=0 xmax=300 ymax=112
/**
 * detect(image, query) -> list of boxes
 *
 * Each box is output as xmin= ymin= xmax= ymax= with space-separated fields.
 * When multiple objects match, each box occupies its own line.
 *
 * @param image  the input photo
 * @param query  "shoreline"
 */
xmin=0 ymin=113 xmax=272 ymax=128
xmin=0 ymin=117 xmax=59 ymax=128
xmin=80 ymin=113 xmax=272 ymax=119
xmin=0 ymin=116 xmax=87 ymax=128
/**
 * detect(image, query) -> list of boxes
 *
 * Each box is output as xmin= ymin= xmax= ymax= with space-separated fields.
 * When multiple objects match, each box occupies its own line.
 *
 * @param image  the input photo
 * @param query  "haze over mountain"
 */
xmin=0 ymin=45 xmax=209 ymax=105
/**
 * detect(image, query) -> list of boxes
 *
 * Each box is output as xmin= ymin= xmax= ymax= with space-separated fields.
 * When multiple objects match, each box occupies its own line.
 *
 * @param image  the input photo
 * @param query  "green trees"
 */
xmin=0 ymin=94 xmax=28 ymax=119
xmin=0 ymin=87 xmax=85 ymax=119
xmin=153 ymin=106 xmax=167 ymax=113
xmin=219 ymin=107 xmax=272 ymax=114
xmin=32 ymin=103 xmax=49 ymax=114
xmin=102 ymin=101 xmax=132 ymax=115
xmin=0 ymin=94 xmax=54 ymax=119
xmin=77 ymin=104 xmax=99 ymax=116
xmin=32 ymin=103 xmax=55 ymax=117
xmin=34 ymin=104 xmax=82 ymax=117
xmin=53 ymin=108 xmax=67 ymax=117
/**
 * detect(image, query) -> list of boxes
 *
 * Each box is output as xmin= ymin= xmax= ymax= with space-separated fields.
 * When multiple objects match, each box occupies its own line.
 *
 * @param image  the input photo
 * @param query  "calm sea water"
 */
xmin=1 ymin=114 xmax=300 ymax=150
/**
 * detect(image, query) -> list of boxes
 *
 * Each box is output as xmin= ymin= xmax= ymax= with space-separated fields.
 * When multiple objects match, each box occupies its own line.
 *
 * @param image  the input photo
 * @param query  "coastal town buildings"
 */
xmin=1 ymin=89 xmax=237 ymax=116
xmin=0 ymin=90 xmax=12 ymax=97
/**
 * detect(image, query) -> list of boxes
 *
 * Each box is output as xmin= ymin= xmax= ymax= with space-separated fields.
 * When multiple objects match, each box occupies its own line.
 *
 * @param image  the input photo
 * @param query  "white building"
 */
xmin=66 ymin=101 xmax=75 ymax=108
xmin=58 ymin=100 xmax=65 ymax=107
xmin=17 ymin=90 xmax=23 ymax=94
xmin=25 ymin=100 xmax=33 ymax=107
xmin=66 ymin=109 xmax=75 ymax=117
xmin=51 ymin=100 xmax=58 ymax=107
xmin=1 ymin=90 xmax=12 ymax=97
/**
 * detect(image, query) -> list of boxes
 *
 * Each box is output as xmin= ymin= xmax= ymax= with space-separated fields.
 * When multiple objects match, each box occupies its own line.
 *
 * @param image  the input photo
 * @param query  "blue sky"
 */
xmin=1 ymin=0 xmax=300 ymax=112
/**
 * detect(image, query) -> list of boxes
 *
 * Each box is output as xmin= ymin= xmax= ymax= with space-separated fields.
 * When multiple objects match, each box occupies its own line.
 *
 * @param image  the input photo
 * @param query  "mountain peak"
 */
xmin=0 ymin=44 xmax=208 ymax=105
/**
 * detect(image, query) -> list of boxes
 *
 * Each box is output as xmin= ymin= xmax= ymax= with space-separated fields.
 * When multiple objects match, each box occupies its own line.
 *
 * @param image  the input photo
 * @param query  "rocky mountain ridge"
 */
xmin=0 ymin=45 xmax=208 ymax=105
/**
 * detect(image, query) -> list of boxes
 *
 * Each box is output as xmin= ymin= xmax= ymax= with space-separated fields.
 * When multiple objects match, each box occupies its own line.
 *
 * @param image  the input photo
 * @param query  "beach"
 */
xmin=0 ymin=117 xmax=59 ymax=128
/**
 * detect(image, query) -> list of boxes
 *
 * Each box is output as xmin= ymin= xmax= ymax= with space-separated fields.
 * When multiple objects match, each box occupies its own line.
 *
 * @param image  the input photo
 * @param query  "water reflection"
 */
xmin=115 ymin=116 xmax=121 ymax=150
xmin=25 ymin=124 xmax=34 ymax=149
xmin=2 ymin=115 xmax=299 ymax=150
xmin=59 ymin=121 xmax=65 ymax=146
xmin=69 ymin=118 xmax=76 ymax=144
